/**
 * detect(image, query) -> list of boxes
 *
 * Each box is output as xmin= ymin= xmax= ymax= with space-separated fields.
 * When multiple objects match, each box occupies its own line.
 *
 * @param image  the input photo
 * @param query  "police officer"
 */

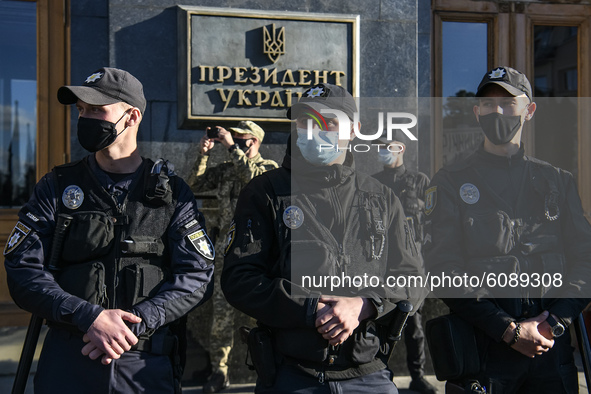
xmin=221 ymin=83 xmax=426 ymax=393
xmin=373 ymin=138 xmax=436 ymax=394
xmin=186 ymin=121 xmax=277 ymax=392
xmin=425 ymin=66 xmax=591 ymax=393
xmin=3 ymin=67 xmax=214 ymax=394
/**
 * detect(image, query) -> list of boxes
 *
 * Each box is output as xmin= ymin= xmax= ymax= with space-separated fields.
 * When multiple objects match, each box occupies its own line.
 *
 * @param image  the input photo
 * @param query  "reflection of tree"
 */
xmin=0 ymin=101 xmax=36 ymax=207
xmin=442 ymin=90 xmax=478 ymax=128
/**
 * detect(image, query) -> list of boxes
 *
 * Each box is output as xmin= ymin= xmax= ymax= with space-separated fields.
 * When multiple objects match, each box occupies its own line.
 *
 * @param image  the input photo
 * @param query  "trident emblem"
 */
xmin=263 ymin=24 xmax=285 ymax=63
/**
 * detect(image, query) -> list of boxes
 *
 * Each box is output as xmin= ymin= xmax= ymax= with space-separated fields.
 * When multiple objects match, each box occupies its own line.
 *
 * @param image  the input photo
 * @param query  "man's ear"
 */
xmin=127 ymin=107 xmax=142 ymax=127
xmin=525 ymin=102 xmax=536 ymax=121
xmin=473 ymin=105 xmax=480 ymax=122
xmin=349 ymin=121 xmax=361 ymax=141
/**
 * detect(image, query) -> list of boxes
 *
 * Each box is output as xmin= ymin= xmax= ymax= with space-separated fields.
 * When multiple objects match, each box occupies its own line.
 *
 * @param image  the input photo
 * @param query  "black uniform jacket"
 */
xmin=222 ymin=137 xmax=426 ymax=376
xmin=425 ymin=145 xmax=591 ymax=343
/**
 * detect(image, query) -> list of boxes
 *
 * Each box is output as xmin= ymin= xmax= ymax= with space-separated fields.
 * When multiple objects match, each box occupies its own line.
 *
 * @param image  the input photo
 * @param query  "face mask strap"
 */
xmin=114 ymin=108 xmax=132 ymax=138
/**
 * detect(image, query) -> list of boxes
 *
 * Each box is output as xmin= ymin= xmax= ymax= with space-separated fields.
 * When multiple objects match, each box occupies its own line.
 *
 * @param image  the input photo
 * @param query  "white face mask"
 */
xmin=296 ymin=128 xmax=345 ymax=165
xmin=377 ymin=149 xmax=396 ymax=166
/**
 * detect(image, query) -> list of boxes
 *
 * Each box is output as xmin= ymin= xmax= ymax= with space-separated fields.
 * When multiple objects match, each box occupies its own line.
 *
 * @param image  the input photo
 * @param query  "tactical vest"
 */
xmin=447 ymin=159 xmax=566 ymax=316
xmin=258 ymin=168 xmax=395 ymax=378
xmin=52 ymin=158 xmax=178 ymax=312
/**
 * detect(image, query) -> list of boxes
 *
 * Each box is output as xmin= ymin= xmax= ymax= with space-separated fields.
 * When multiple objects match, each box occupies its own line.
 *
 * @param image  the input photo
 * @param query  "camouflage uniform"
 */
xmin=187 ymin=146 xmax=278 ymax=378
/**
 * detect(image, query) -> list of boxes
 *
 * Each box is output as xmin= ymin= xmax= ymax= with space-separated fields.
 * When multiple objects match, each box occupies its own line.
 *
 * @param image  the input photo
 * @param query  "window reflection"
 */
xmin=0 ymin=0 xmax=37 ymax=208
xmin=533 ymin=25 xmax=578 ymax=178
xmin=441 ymin=21 xmax=487 ymax=166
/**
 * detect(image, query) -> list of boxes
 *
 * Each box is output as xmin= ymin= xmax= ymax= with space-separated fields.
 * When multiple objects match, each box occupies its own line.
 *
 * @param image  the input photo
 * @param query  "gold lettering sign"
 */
xmin=178 ymin=6 xmax=359 ymax=127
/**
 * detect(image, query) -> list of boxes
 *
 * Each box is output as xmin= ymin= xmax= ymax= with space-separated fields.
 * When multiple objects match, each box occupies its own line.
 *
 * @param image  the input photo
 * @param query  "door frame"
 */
xmin=0 ymin=0 xmax=70 ymax=326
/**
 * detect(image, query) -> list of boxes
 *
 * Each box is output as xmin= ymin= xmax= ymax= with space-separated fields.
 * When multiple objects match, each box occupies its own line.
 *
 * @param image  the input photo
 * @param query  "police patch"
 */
xmin=283 ymin=206 xmax=304 ymax=229
xmin=488 ymin=67 xmax=506 ymax=79
xmin=223 ymin=221 xmax=236 ymax=256
xmin=459 ymin=183 xmax=480 ymax=205
xmin=62 ymin=185 xmax=84 ymax=209
xmin=424 ymin=186 xmax=437 ymax=215
xmin=4 ymin=221 xmax=31 ymax=255
xmin=187 ymin=229 xmax=215 ymax=261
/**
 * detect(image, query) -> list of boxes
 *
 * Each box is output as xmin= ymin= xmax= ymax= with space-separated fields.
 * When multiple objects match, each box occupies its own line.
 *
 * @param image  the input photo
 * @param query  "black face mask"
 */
xmin=235 ymin=138 xmax=252 ymax=151
xmin=478 ymin=112 xmax=523 ymax=145
xmin=77 ymin=110 xmax=129 ymax=153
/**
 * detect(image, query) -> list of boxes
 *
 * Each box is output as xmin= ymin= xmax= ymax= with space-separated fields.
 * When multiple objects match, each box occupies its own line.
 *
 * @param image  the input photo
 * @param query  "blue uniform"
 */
xmin=4 ymin=155 xmax=214 ymax=394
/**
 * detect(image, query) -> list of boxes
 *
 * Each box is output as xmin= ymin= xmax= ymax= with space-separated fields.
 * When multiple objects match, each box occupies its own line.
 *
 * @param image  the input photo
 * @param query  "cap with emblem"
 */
xmin=58 ymin=67 xmax=147 ymax=114
xmin=476 ymin=66 xmax=533 ymax=102
xmin=287 ymin=83 xmax=357 ymax=121
xmin=229 ymin=120 xmax=265 ymax=142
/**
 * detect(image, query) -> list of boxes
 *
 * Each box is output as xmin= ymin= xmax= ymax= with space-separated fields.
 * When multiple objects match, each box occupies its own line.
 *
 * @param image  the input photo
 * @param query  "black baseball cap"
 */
xmin=287 ymin=83 xmax=357 ymax=120
xmin=476 ymin=66 xmax=532 ymax=102
xmin=58 ymin=67 xmax=146 ymax=114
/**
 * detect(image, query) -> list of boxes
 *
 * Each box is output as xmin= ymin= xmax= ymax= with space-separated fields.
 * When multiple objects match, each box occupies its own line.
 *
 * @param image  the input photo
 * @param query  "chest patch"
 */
xmin=459 ymin=183 xmax=480 ymax=205
xmin=283 ymin=205 xmax=304 ymax=229
xmin=62 ymin=185 xmax=84 ymax=209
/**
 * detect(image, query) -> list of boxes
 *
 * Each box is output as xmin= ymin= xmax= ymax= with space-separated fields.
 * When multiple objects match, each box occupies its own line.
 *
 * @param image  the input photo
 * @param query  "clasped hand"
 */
xmin=81 ymin=309 xmax=141 ymax=365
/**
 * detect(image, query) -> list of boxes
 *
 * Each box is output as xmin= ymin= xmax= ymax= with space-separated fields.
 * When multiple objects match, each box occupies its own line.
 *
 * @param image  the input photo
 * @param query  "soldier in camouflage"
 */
xmin=373 ymin=137 xmax=436 ymax=394
xmin=187 ymin=121 xmax=278 ymax=393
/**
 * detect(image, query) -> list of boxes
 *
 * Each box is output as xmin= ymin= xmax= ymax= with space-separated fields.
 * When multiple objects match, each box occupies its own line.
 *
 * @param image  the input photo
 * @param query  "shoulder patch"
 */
xmin=4 ymin=221 xmax=31 ymax=255
xmin=424 ymin=186 xmax=437 ymax=215
xmin=223 ymin=221 xmax=236 ymax=256
xmin=187 ymin=229 xmax=215 ymax=261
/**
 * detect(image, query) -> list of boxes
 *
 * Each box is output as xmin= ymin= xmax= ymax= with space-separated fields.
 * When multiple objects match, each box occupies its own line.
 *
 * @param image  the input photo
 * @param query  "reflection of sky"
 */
xmin=442 ymin=22 xmax=488 ymax=97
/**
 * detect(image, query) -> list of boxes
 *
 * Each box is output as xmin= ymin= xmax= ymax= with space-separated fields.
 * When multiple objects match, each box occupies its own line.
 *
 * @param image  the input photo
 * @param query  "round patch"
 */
xmin=283 ymin=206 xmax=304 ymax=229
xmin=62 ymin=185 xmax=84 ymax=209
xmin=459 ymin=183 xmax=480 ymax=205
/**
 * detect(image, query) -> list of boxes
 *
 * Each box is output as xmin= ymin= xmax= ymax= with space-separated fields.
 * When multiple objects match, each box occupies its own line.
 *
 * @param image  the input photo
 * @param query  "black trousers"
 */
xmin=404 ymin=307 xmax=426 ymax=379
xmin=475 ymin=332 xmax=578 ymax=394
xmin=34 ymin=328 xmax=177 ymax=394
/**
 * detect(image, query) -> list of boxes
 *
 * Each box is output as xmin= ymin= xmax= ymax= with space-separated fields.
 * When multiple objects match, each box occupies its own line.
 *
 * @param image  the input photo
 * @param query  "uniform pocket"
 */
xmin=350 ymin=320 xmax=380 ymax=364
xmin=463 ymin=210 xmax=514 ymax=257
xmin=290 ymin=240 xmax=339 ymax=296
xmin=61 ymin=211 xmax=114 ymax=263
xmin=121 ymin=263 xmax=165 ymax=308
xmin=467 ymin=255 xmax=522 ymax=298
xmin=56 ymin=261 xmax=107 ymax=306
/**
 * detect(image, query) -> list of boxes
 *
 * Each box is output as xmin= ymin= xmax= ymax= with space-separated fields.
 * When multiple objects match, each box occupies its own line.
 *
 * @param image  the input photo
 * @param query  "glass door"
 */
xmin=0 ymin=0 xmax=69 ymax=326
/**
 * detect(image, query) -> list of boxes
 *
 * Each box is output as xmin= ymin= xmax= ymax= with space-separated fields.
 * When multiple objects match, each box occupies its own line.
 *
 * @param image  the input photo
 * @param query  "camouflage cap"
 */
xmin=229 ymin=120 xmax=265 ymax=142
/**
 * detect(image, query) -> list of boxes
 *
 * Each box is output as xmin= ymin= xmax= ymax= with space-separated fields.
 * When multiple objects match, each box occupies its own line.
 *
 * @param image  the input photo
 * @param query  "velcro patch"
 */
xmin=187 ymin=229 xmax=215 ymax=261
xmin=4 ymin=221 xmax=31 ymax=255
